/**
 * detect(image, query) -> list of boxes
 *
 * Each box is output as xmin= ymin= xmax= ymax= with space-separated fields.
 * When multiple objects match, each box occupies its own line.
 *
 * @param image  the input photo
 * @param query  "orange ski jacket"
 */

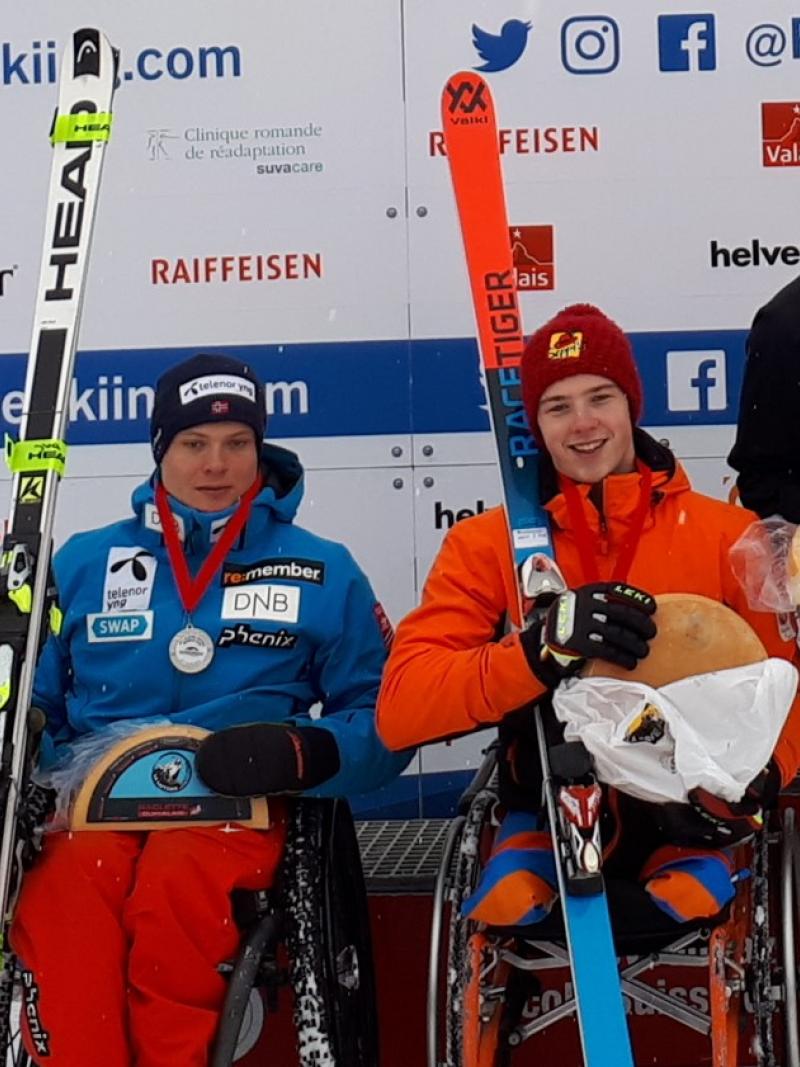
xmin=377 ymin=436 xmax=800 ymax=786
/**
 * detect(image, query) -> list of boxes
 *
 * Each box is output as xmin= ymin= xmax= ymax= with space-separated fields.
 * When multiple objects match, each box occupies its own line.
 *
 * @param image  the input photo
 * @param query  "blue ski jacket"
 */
xmin=34 ymin=443 xmax=411 ymax=798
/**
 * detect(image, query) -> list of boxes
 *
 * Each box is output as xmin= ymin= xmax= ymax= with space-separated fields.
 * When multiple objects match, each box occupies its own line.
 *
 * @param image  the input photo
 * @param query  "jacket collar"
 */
xmin=131 ymin=443 xmax=305 ymax=554
xmin=542 ymin=428 xmax=689 ymax=536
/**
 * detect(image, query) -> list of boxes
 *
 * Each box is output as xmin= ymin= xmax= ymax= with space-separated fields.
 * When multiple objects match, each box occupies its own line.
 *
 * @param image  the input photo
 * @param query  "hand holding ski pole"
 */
xmin=521 ymin=581 xmax=657 ymax=687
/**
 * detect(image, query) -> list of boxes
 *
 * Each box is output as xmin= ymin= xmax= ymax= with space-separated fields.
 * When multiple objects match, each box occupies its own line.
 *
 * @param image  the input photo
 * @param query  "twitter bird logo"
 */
xmin=472 ymin=19 xmax=532 ymax=73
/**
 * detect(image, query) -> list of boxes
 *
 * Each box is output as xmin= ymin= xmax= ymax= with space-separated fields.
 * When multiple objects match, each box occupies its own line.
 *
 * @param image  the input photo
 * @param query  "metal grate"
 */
xmin=355 ymin=818 xmax=451 ymax=894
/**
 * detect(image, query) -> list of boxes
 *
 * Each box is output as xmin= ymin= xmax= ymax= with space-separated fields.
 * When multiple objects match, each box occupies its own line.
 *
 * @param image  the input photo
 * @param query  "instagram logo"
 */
xmin=561 ymin=17 xmax=620 ymax=74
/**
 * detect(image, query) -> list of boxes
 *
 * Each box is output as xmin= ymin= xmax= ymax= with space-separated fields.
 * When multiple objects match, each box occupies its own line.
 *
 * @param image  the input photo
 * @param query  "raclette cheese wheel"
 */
xmin=582 ymin=592 xmax=766 ymax=688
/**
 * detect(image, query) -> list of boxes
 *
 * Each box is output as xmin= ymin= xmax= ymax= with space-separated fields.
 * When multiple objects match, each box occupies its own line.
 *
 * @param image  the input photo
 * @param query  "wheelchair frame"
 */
xmin=428 ymin=759 xmax=800 ymax=1067
xmin=2 ymin=797 xmax=378 ymax=1067
xmin=212 ymin=797 xmax=379 ymax=1067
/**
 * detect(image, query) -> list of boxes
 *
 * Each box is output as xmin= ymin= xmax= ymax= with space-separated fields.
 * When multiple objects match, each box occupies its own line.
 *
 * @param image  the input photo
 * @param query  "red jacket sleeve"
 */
xmin=376 ymin=509 xmax=546 ymax=751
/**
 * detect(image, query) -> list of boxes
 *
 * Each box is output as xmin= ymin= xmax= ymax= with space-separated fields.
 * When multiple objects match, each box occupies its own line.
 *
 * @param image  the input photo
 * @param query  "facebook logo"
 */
xmin=666 ymin=350 xmax=727 ymax=412
xmin=658 ymin=14 xmax=716 ymax=72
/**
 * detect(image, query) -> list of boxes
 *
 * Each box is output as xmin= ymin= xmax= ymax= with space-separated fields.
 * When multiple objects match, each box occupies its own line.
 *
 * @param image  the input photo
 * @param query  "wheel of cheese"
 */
xmin=790 ymin=527 xmax=800 ymax=586
xmin=582 ymin=592 xmax=766 ymax=688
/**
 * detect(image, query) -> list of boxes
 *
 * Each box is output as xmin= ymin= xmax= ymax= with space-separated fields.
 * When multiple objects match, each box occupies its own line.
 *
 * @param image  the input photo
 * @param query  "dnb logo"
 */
xmin=666 ymin=350 xmax=727 ymax=413
xmin=152 ymin=751 xmax=193 ymax=793
xmin=444 ymin=77 xmax=488 ymax=123
xmin=509 ymin=226 xmax=555 ymax=290
xmin=762 ymin=102 xmax=800 ymax=167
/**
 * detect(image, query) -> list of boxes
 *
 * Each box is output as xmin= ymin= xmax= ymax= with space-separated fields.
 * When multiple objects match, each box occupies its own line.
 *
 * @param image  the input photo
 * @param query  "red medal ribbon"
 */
xmin=155 ymin=478 xmax=261 ymax=614
xmin=561 ymin=463 xmax=653 ymax=585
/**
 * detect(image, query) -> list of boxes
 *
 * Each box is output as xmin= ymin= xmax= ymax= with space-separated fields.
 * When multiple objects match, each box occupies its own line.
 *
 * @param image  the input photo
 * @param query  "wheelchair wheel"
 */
xmin=442 ymin=787 xmax=510 ymax=1067
xmin=210 ymin=910 xmax=280 ymax=1067
xmin=284 ymin=798 xmax=379 ymax=1067
xmin=780 ymin=806 xmax=800 ymax=1067
xmin=461 ymin=931 xmax=512 ymax=1067
xmin=0 ymin=961 xmax=36 ymax=1067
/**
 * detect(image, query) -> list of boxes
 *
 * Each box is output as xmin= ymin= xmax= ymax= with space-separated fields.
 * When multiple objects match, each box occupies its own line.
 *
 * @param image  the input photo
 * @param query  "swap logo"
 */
xmin=509 ymin=226 xmax=555 ymax=290
xmin=762 ymin=102 xmax=800 ymax=167
xmin=87 ymin=611 xmax=154 ymax=642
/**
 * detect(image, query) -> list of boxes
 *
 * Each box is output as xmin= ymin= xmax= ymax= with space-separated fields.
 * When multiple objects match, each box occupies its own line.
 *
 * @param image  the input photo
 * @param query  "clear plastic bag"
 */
xmin=552 ymin=660 xmax=798 ymax=804
xmin=729 ymin=516 xmax=800 ymax=612
xmin=33 ymin=718 xmax=175 ymax=831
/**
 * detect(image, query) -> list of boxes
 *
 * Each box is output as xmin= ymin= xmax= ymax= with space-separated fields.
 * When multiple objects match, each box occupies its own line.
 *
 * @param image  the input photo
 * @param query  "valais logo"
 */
xmin=762 ymin=102 xmax=800 ymax=167
xmin=509 ymin=226 xmax=555 ymax=290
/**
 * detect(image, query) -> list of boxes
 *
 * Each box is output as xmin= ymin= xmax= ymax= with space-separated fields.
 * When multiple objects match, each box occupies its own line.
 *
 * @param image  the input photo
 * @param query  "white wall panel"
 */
xmin=2 ymin=0 xmax=408 ymax=351
xmin=2 ymin=1 xmax=798 ymax=803
xmin=296 ymin=466 xmax=417 ymax=627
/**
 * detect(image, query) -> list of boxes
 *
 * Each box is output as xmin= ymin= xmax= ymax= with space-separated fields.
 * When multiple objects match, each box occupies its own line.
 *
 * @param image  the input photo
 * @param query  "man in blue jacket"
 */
xmin=11 ymin=352 xmax=409 ymax=1067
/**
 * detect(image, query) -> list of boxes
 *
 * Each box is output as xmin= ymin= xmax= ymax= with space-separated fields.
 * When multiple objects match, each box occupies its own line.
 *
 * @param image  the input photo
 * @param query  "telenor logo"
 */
xmin=762 ymin=102 xmax=800 ymax=167
xmin=509 ymin=226 xmax=555 ymax=290
xmin=87 ymin=611 xmax=154 ymax=642
xmin=666 ymin=350 xmax=727 ymax=412
xmin=179 ymin=374 xmax=256 ymax=405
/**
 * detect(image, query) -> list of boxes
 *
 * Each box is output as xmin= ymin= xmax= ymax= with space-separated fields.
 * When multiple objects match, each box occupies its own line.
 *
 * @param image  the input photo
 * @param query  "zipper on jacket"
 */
xmin=595 ymin=482 xmax=610 ymax=557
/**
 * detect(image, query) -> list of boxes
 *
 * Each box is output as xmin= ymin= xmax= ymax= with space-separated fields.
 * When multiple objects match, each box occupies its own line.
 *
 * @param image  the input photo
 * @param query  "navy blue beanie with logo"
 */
xmin=150 ymin=353 xmax=267 ymax=463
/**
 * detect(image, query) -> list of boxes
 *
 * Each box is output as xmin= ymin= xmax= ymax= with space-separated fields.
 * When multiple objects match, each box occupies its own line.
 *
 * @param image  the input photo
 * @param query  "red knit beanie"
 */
xmin=520 ymin=303 xmax=642 ymax=441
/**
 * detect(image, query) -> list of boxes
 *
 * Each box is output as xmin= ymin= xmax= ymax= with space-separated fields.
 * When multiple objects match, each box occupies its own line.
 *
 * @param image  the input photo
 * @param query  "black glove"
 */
xmin=655 ymin=761 xmax=782 ymax=848
xmin=520 ymin=581 xmax=657 ymax=687
xmin=744 ymin=759 xmax=782 ymax=810
xmin=196 ymin=723 xmax=341 ymax=797
xmin=679 ymin=760 xmax=783 ymax=846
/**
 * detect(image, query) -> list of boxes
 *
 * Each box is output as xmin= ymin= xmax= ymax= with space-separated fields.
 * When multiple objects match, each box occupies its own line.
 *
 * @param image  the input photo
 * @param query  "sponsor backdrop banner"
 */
xmin=2 ymin=1 xmax=798 ymax=813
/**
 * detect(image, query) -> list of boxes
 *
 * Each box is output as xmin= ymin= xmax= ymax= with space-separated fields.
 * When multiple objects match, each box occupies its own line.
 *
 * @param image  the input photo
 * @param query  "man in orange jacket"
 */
xmin=377 ymin=303 xmax=800 ymax=926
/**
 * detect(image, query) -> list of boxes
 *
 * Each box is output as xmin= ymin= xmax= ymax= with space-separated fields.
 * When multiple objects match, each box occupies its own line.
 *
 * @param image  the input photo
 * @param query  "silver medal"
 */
xmin=169 ymin=626 xmax=214 ymax=674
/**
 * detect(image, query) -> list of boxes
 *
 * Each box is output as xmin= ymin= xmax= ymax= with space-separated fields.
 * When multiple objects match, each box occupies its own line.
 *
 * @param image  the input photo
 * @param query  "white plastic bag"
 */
xmin=552 ymin=660 xmax=798 ymax=804
xmin=729 ymin=516 xmax=800 ymax=612
xmin=34 ymin=717 xmax=175 ymax=830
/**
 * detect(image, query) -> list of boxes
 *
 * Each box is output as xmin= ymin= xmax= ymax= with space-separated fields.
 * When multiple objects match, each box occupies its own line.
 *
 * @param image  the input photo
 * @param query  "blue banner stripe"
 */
xmin=0 ymin=330 xmax=748 ymax=444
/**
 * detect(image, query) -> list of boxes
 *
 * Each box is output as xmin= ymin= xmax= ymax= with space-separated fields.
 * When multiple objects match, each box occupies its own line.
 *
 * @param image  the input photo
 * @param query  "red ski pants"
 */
xmin=10 ymin=819 xmax=286 ymax=1067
